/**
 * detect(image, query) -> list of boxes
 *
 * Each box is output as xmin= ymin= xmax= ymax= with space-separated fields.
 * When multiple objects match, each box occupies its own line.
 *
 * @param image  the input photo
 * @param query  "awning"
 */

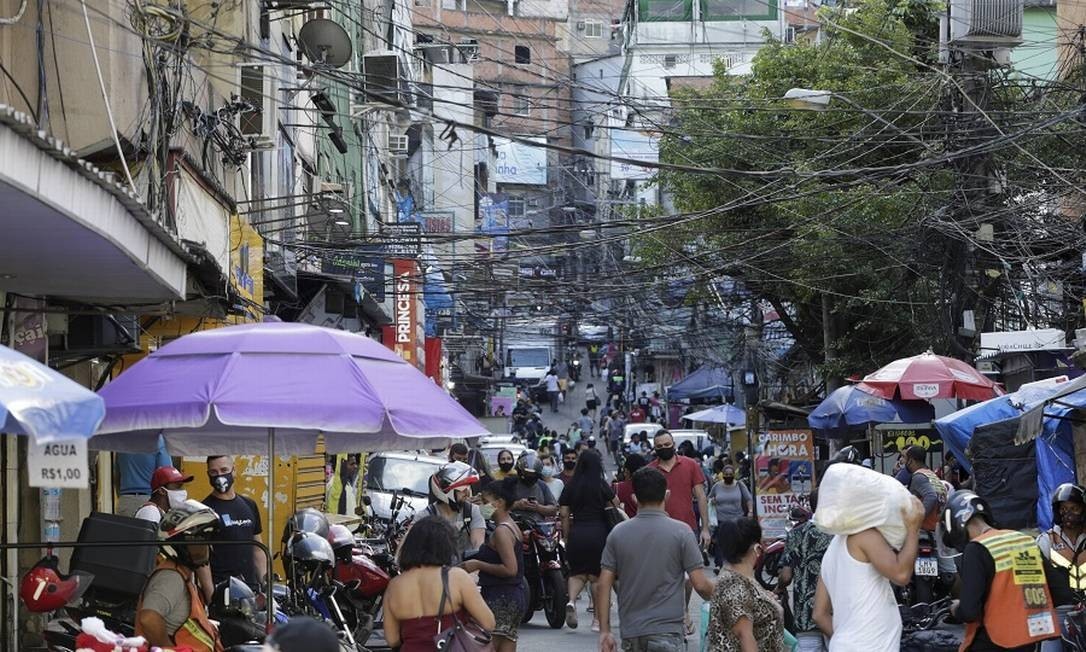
xmin=666 ymin=365 xmax=733 ymax=401
xmin=0 ymin=106 xmax=187 ymax=301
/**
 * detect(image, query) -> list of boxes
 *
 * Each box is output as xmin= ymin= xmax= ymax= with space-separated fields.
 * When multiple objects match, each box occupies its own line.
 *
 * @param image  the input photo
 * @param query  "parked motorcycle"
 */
xmin=515 ymin=517 xmax=568 ymax=629
xmin=899 ymin=597 xmax=961 ymax=651
xmin=755 ymin=506 xmax=809 ymax=591
xmin=328 ymin=523 xmax=392 ymax=646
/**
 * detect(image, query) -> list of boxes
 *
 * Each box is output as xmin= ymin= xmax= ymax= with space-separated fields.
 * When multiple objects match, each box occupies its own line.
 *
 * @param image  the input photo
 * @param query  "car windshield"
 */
xmin=508 ymin=348 xmax=550 ymax=368
xmin=366 ymin=456 xmax=441 ymax=495
xmin=482 ymin=446 xmax=525 ymax=467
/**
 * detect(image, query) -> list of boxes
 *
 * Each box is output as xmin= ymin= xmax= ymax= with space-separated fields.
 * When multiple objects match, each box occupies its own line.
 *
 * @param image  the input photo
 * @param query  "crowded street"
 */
xmin=5 ymin=0 xmax=1086 ymax=649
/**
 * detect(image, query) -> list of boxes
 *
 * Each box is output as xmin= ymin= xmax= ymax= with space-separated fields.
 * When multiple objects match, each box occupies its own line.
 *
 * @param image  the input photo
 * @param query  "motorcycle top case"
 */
xmin=71 ymin=512 xmax=159 ymax=597
xmin=814 ymin=464 xmax=920 ymax=549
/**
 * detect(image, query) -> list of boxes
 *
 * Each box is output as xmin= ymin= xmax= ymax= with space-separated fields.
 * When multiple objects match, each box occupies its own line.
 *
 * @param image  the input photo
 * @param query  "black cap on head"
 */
xmin=267 ymin=617 xmax=340 ymax=652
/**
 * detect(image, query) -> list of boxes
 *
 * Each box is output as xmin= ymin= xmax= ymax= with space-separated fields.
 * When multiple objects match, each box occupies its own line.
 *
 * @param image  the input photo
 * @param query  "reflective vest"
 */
xmin=961 ymin=529 xmax=1059 ymax=651
xmin=136 ymin=559 xmax=223 ymax=652
xmin=326 ymin=453 xmax=364 ymax=516
xmin=1044 ymin=529 xmax=1086 ymax=591
xmin=914 ymin=468 xmax=948 ymax=531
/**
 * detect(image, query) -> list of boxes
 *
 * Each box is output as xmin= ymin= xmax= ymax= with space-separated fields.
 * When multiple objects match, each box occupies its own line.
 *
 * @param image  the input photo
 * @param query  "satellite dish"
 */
xmin=298 ymin=19 xmax=353 ymax=68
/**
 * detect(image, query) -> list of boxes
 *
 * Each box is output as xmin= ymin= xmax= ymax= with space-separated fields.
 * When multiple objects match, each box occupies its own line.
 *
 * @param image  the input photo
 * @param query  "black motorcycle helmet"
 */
xmin=829 ymin=445 xmax=862 ymax=466
xmin=283 ymin=531 xmax=335 ymax=573
xmin=210 ymin=576 xmax=258 ymax=619
xmin=281 ymin=507 xmax=330 ymax=544
xmin=1051 ymin=483 xmax=1086 ymax=527
xmin=939 ymin=490 xmax=994 ymax=553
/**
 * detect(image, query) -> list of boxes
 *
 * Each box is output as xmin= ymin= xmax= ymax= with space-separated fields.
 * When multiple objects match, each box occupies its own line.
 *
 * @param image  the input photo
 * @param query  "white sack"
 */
xmin=814 ymin=462 xmax=918 ymax=549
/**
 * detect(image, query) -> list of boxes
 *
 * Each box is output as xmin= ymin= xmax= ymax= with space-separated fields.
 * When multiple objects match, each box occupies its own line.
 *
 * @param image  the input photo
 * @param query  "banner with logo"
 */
xmin=755 ymin=429 xmax=816 ymax=540
xmin=384 ymin=259 xmax=424 ymax=371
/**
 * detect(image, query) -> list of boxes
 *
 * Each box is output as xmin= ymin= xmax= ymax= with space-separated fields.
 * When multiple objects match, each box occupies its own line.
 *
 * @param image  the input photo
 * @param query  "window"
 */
xmin=514 ymin=45 xmax=531 ymax=64
xmin=458 ymin=38 xmax=480 ymax=61
xmin=414 ymin=0 xmax=432 ymax=7
xmin=441 ymin=0 xmax=457 ymax=9
xmin=508 ymin=197 xmax=526 ymax=220
xmin=699 ymin=0 xmax=777 ymax=21
xmin=638 ymin=0 xmax=693 ymax=21
xmin=584 ymin=123 xmax=595 ymax=139
xmin=238 ymin=65 xmax=264 ymax=136
xmin=664 ymin=55 xmax=677 ymax=68
xmin=583 ymin=19 xmax=604 ymax=37
xmin=510 ymin=95 xmax=531 ymax=116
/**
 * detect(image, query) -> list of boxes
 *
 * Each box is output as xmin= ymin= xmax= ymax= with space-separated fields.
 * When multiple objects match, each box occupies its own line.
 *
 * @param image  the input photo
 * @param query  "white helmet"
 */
xmin=159 ymin=500 xmax=220 ymax=566
xmin=430 ymin=461 xmax=479 ymax=510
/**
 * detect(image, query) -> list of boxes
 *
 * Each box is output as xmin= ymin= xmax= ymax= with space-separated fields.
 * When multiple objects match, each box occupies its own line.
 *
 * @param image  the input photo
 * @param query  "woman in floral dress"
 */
xmin=707 ymin=517 xmax=786 ymax=652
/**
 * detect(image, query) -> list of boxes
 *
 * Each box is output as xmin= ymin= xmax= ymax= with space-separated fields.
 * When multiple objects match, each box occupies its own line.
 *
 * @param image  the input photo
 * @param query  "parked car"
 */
xmin=667 ymin=429 xmax=712 ymax=455
xmin=623 ymin=422 xmax=665 ymax=445
xmin=363 ymin=451 xmax=446 ymax=523
xmin=478 ymin=443 xmax=528 ymax=472
xmin=478 ymin=434 xmax=521 ymax=446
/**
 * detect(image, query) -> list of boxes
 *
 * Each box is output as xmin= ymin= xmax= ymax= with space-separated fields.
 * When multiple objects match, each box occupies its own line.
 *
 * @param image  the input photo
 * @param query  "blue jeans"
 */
xmin=621 ymin=632 xmax=686 ymax=652
xmin=548 ymin=391 xmax=559 ymax=411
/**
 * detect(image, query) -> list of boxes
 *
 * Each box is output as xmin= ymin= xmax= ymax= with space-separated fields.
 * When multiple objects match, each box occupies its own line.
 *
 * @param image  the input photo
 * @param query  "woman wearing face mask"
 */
xmin=709 ymin=466 xmax=753 ymax=572
xmin=135 ymin=466 xmax=194 ymax=524
xmin=540 ymin=455 xmax=565 ymax=503
xmin=493 ymin=450 xmax=516 ymax=481
xmin=707 ymin=517 xmax=784 ymax=652
xmin=462 ymin=477 xmax=529 ymax=652
xmin=558 ymin=449 xmax=626 ymax=631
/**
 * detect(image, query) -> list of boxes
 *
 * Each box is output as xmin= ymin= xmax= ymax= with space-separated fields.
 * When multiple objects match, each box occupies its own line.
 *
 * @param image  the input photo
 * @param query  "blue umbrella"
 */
xmin=0 ymin=343 xmax=105 ymax=442
xmin=808 ymin=385 xmax=934 ymax=437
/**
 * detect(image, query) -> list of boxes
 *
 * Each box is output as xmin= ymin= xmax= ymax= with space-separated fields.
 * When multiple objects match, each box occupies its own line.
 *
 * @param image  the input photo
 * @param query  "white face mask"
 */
xmin=479 ymin=503 xmax=496 ymax=520
xmin=166 ymin=489 xmax=188 ymax=510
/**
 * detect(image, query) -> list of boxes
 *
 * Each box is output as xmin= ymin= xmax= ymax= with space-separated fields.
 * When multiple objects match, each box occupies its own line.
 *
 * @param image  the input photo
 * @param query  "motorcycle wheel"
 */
xmin=543 ymin=569 xmax=569 ymax=629
xmin=912 ymin=577 xmax=934 ymax=605
xmin=755 ymin=551 xmax=781 ymax=591
xmin=521 ymin=578 xmax=540 ymax=624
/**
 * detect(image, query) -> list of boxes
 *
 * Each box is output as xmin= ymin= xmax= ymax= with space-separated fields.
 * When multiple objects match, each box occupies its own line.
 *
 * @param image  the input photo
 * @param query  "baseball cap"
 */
xmin=267 ymin=617 xmax=340 ymax=652
xmin=150 ymin=466 xmax=194 ymax=493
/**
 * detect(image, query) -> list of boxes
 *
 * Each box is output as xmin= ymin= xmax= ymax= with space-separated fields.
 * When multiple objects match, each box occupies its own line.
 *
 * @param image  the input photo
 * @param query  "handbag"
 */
xmin=433 ymin=566 xmax=495 ymax=652
xmin=604 ymin=505 xmax=626 ymax=530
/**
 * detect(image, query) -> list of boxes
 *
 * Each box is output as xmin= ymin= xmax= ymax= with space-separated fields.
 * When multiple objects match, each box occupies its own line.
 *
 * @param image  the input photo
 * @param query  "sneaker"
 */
xmin=565 ymin=602 xmax=578 ymax=629
xmin=591 ymin=619 xmax=600 ymax=633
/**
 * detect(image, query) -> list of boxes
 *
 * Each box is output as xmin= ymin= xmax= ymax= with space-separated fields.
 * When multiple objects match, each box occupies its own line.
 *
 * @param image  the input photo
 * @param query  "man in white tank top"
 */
xmin=811 ymin=497 xmax=924 ymax=651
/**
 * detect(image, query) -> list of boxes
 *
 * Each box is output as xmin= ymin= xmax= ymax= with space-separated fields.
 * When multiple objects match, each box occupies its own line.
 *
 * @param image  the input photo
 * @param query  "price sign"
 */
xmin=28 ymin=438 xmax=89 ymax=489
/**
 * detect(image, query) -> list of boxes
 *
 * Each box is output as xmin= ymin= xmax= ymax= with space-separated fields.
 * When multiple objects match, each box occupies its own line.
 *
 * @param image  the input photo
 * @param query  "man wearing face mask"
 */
xmin=1037 ymin=483 xmax=1086 ymax=610
xmin=560 ymin=450 xmax=578 ymax=485
xmin=135 ymin=466 xmax=194 ymax=524
xmin=512 ymin=452 xmax=559 ymax=525
xmin=202 ymin=455 xmax=266 ymax=588
xmin=424 ymin=461 xmax=485 ymax=559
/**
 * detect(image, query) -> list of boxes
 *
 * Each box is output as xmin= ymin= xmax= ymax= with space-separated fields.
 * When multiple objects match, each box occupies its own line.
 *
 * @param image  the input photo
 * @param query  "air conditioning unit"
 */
xmin=64 ymin=315 xmax=141 ymax=355
xmin=362 ymin=53 xmax=407 ymax=107
xmin=387 ymin=134 xmax=409 ymax=155
xmin=243 ymin=135 xmax=276 ymax=151
xmin=947 ymin=0 xmax=1023 ymax=47
xmin=576 ymin=20 xmax=586 ymax=31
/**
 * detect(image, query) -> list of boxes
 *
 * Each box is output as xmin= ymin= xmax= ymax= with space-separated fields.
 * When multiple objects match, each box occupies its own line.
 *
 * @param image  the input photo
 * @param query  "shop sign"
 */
xmin=391 ymin=259 xmax=422 ymax=369
xmin=755 ymin=429 xmax=816 ymax=539
xmin=379 ymin=223 xmax=422 ymax=258
xmin=980 ymin=329 xmax=1066 ymax=356
xmin=28 ymin=438 xmax=89 ymax=489
xmin=322 ymin=248 xmax=385 ymax=301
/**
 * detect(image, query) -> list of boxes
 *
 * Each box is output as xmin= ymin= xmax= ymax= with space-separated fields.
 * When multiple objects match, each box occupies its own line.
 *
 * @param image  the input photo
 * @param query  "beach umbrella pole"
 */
xmin=267 ymin=427 xmax=275 ymax=633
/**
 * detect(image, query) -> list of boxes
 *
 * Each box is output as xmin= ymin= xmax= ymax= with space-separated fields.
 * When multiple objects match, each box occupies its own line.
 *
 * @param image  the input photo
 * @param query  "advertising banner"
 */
xmin=389 ymin=259 xmax=424 ymax=370
xmin=322 ymin=248 xmax=385 ymax=301
xmin=493 ymin=136 xmax=547 ymax=186
xmin=610 ymin=129 xmax=659 ymax=180
xmin=230 ymin=215 xmax=264 ymax=313
xmin=478 ymin=193 xmax=510 ymax=253
xmin=755 ymin=429 xmax=816 ymax=540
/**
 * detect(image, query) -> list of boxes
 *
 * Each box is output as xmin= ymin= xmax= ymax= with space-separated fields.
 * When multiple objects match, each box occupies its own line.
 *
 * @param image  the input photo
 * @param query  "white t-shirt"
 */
xmin=821 ymin=534 xmax=901 ymax=651
xmin=134 ymin=503 xmax=163 ymax=524
xmin=545 ymin=374 xmax=560 ymax=392
xmin=544 ymin=478 xmax=564 ymax=502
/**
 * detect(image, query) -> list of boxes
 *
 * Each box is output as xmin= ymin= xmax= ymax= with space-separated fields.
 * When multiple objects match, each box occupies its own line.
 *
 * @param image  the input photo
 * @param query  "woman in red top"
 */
xmin=614 ymin=453 xmax=647 ymax=517
xmin=383 ymin=517 xmax=495 ymax=651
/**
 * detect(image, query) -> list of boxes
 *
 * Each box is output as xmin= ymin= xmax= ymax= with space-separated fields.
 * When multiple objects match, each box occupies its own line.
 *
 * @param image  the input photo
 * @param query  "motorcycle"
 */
xmin=329 ymin=524 xmax=393 ymax=646
xmin=515 ymin=517 xmax=568 ymax=629
xmin=755 ymin=506 xmax=810 ymax=591
xmin=899 ymin=531 xmax=954 ymax=607
xmin=899 ymin=597 xmax=961 ymax=651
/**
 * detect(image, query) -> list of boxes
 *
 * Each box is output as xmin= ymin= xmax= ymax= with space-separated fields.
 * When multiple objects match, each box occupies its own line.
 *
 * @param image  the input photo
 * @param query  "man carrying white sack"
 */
xmin=812 ymin=460 xmax=925 ymax=651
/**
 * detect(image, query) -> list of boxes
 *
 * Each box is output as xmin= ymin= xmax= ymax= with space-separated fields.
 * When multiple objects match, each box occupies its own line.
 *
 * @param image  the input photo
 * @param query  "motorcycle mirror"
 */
xmin=362 ymin=495 xmax=372 ymax=506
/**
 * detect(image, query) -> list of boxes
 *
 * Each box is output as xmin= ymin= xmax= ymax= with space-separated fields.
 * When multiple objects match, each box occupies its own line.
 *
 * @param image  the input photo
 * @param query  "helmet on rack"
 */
xmin=19 ymin=556 xmax=92 ymax=613
xmin=284 ymin=531 xmax=335 ymax=573
xmin=939 ymin=490 xmax=993 ymax=553
xmin=430 ymin=461 xmax=480 ymax=511
xmin=829 ymin=446 xmax=862 ymax=466
xmin=281 ymin=507 xmax=330 ymax=544
xmin=159 ymin=500 xmax=220 ymax=567
xmin=327 ymin=523 xmax=355 ymax=562
xmin=1052 ymin=483 xmax=1086 ymax=526
xmin=209 ymin=576 xmax=258 ymax=620
xmin=516 ymin=451 xmax=544 ymax=480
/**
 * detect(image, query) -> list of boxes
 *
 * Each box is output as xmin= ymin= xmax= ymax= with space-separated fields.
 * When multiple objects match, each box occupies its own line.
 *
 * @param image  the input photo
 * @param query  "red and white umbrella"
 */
xmin=858 ymin=350 xmax=1003 ymax=401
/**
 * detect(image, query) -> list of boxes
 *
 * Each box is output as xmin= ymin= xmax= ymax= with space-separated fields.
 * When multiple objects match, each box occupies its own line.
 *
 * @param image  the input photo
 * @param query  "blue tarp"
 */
xmin=808 ymin=385 xmax=934 ymax=437
xmin=667 ymin=365 xmax=734 ymax=401
xmin=934 ymin=381 xmax=1083 ymax=529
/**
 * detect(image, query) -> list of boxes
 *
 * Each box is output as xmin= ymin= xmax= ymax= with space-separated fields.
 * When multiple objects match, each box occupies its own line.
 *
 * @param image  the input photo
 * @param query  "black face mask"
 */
xmin=499 ymin=462 xmax=514 ymax=473
xmin=723 ymin=476 xmax=735 ymax=484
xmin=210 ymin=471 xmax=235 ymax=494
xmin=655 ymin=447 xmax=676 ymax=461
xmin=563 ymin=460 xmax=576 ymax=470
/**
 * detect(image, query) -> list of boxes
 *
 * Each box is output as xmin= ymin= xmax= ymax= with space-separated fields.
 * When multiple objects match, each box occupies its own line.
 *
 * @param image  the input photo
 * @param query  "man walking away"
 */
xmin=903 ymin=445 xmax=948 ymax=532
xmin=944 ymin=490 xmax=1060 ymax=652
xmin=597 ymin=467 xmax=715 ymax=652
xmin=812 ymin=495 xmax=923 ymax=651
xmin=578 ymin=408 xmax=595 ymax=438
xmin=545 ymin=369 xmax=561 ymax=413
xmin=779 ymin=489 xmax=832 ymax=652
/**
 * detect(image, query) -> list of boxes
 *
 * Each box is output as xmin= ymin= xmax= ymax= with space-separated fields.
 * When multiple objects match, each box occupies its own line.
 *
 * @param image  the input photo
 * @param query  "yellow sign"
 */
xmin=230 ymin=214 xmax=264 ymax=316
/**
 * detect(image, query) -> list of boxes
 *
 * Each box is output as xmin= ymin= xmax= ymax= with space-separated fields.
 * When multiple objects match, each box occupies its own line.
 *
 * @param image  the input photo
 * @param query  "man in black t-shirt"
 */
xmin=203 ymin=455 xmax=266 ymax=587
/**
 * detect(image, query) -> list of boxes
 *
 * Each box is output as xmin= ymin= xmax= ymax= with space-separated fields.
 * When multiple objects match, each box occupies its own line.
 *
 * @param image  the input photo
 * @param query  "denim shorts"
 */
xmin=621 ymin=632 xmax=687 ymax=652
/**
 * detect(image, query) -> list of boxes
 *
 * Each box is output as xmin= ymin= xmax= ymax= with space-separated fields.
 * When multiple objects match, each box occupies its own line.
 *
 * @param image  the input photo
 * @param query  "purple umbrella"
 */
xmin=91 ymin=321 xmax=485 ymax=455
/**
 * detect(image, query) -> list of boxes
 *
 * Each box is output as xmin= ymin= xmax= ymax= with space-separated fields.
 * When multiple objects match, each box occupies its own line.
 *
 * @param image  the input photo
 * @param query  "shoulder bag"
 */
xmin=603 ymin=485 xmax=629 ymax=530
xmin=433 ymin=566 xmax=495 ymax=652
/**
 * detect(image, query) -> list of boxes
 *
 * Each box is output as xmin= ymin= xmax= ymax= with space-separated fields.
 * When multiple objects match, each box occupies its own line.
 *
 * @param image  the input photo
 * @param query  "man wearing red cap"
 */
xmin=134 ymin=466 xmax=194 ymax=524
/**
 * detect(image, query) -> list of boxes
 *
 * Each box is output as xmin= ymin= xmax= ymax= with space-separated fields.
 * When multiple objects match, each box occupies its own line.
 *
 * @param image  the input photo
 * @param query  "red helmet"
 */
xmin=151 ymin=466 xmax=194 ymax=493
xmin=20 ymin=556 xmax=92 ymax=613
